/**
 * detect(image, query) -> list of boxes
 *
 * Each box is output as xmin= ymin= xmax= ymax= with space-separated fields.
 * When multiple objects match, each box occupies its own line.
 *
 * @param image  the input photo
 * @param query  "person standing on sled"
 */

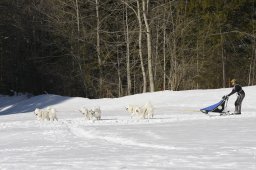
xmin=224 ymin=79 xmax=245 ymax=114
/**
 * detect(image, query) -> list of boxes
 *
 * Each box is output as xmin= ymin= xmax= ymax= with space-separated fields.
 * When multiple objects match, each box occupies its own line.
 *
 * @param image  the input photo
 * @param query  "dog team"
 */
xmin=34 ymin=101 xmax=154 ymax=122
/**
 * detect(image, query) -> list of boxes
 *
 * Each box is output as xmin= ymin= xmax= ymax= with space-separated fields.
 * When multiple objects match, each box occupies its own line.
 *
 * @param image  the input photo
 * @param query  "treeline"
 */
xmin=0 ymin=0 xmax=255 ymax=98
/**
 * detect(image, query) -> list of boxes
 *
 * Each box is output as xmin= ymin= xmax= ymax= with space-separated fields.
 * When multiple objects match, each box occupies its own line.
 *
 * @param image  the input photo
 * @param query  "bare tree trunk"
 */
xmin=117 ymin=47 xmax=122 ymax=97
xmin=248 ymin=60 xmax=252 ymax=86
xmin=163 ymin=24 xmax=166 ymax=90
xmin=196 ymin=39 xmax=199 ymax=89
xmin=248 ymin=41 xmax=254 ymax=86
xmin=154 ymin=21 xmax=159 ymax=80
xmin=95 ymin=0 xmax=103 ymax=95
xmin=249 ymin=15 xmax=256 ymax=86
xmin=162 ymin=6 xmax=168 ymax=91
xmin=249 ymin=0 xmax=256 ymax=86
xmin=121 ymin=0 xmax=147 ymax=93
xmin=142 ymin=0 xmax=154 ymax=92
xmin=133 ymin=65 xmax=136 ymax=93
xmin=221 ymin=31 xmax=226 ymax=88
xmin=168 ymin=1 xmax=177 ymax=90
xmin=74 ymin=0 xmax=88 ymax=95
xmin=125 ymin=5 xmax=131 ymax=95
xmin=170 ymin=31 xmax=177 ymax=90
xmin=75 ymin=0 xmax=80 ymax=34
xmin=136 ymin=1 xmax=147 ymax=93
xmin=252 ymin=48 xmax=256 ymax=85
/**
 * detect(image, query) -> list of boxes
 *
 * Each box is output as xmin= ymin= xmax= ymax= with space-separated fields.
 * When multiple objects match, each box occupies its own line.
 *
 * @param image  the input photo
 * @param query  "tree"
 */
xmin=142 ymin=0 xmax=154 ymax=92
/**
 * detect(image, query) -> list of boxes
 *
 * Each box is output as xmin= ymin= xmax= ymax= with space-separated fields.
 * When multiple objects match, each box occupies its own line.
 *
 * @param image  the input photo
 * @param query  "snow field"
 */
xmin=0 ymin=86 xmax=256 ymax=169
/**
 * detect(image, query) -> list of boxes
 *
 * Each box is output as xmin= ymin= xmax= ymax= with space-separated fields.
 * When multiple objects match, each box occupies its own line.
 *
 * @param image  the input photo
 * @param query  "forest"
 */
xmin=0 ymin=0 xmax=255 ymax=98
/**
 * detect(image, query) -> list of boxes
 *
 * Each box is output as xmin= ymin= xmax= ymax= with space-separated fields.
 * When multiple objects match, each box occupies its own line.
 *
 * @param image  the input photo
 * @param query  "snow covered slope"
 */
xmin=0 ymin=86 xmax=256 ymax=170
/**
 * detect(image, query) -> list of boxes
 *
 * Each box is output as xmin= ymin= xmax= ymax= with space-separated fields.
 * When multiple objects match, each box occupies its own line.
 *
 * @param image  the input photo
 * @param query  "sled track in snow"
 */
xmin=65 ymin=123 xmax=187 ymax=151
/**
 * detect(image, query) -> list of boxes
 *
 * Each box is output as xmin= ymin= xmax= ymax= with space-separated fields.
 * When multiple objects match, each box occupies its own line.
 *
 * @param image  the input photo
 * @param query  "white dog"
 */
xmin=79 ymin=106 xmax=101 ymax=121
xmin=34 ymin=108 xmax=47 ymax=120
xmin=125 ymin=105 xmax=144 ymax=119
xmin=79 ymin=107 xmax=94 ymax=120
xmin=92 ymin=107 xmax=101 ymax=120
xmin=126 ymin=102 xmax=154 ymax=119
xmin=34 ymin=107 xmax=58 ymax=121
xmin=46 ymin=107 xmax=58 ymax=121
xmin=141 ymin=102 xmax=154 ymax=119
xmin=34 ymin=108 xmax=50 ymax=121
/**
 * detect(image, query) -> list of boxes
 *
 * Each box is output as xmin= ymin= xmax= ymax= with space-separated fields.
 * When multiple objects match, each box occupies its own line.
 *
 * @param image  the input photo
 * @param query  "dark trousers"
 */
xmin=235 ymin=93 xmax=245 ymax=114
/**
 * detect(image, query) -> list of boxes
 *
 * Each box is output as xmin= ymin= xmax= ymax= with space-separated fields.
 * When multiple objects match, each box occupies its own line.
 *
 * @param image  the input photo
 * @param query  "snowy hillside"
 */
xmin=0 ymin=86 xmax=256 ymax=170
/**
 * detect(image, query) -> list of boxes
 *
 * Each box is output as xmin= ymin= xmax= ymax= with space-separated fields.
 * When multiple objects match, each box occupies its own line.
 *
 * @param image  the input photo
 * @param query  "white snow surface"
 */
xmin=0 ymin=86 xmax=256 ymax=170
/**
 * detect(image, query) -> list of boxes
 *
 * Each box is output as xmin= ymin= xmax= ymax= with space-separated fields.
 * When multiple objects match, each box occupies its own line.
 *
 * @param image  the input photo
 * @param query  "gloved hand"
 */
xmin=222 ymin=95 xmax=228 ymax=100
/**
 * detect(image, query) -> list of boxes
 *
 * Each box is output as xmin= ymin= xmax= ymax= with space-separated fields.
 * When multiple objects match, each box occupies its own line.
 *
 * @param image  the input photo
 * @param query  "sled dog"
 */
xmin=80 ymin=107 xmax=93 ymax=120
xmin=46 ymin=107 xmax=58 ymax=121
xmin=34 ymin=108 xmax=48 ymax=121
xmin=125 ymin=105 xmax=144 ymax=118
xmin=34 ymin=107 xmax=58 ymax=121
xmin=126 ymin=102 xmax=154 ymax=119
xmin=92 ymin=107 xmax=101 ymax=120
xmin=141 ymin=102 xmax=154 ymax=119
xmin=79 ymin=106 xmax=101 ymax=120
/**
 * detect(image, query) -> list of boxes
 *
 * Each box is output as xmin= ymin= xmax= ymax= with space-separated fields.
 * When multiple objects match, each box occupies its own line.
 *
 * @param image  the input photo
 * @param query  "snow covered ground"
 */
xmin=0 ymin=86 xmax=256 ymax=170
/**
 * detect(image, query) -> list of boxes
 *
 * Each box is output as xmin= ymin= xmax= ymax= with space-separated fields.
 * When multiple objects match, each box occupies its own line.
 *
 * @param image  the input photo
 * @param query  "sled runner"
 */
xmin=200 ymin=96 xmax=229 ymax=115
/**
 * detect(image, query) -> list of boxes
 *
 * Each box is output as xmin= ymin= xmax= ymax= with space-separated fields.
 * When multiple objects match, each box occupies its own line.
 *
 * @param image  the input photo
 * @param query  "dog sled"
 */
xmin=200 ymin=96 xmax=229 ymax=115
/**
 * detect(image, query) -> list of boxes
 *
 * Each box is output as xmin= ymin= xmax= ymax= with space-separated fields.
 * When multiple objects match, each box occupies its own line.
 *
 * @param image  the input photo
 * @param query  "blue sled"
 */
xmin=200 ymin=98 xmax=228 ymax=114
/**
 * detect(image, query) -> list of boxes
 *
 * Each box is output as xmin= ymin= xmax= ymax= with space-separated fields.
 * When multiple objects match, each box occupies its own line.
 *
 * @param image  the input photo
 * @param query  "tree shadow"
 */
xmin=0 ymin=94 xmax=70 ymax=116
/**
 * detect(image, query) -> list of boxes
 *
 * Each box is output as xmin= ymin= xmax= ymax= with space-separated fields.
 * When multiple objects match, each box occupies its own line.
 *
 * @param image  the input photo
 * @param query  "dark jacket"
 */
xmin=227 ymin=84 xmax=245 ymax=96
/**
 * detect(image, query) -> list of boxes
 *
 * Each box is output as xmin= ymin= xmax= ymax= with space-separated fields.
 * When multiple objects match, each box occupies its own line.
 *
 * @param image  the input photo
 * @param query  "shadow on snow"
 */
xmin=0 ymin=94 xmax=70 ymax=116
